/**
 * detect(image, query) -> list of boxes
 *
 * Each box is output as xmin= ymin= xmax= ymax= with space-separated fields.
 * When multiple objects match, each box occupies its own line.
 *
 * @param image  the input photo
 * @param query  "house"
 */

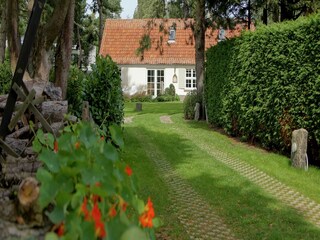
xmin=99 ymin=18 xmax=244 ymax=99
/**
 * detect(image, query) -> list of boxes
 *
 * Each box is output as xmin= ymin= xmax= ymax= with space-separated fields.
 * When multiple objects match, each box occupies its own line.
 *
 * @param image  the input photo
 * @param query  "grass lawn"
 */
xmin=122 ymin=102 xmax=320 ymax=239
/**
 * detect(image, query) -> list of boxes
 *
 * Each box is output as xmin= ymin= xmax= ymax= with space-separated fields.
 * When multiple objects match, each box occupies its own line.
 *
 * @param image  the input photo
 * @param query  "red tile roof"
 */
xmin=99 ymin=18 xmax=244 ymax=65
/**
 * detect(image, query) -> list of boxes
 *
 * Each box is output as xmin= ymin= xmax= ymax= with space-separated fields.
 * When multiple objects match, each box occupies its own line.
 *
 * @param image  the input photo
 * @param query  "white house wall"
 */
xmin=120 ymin=64 xmax=196 ymax=98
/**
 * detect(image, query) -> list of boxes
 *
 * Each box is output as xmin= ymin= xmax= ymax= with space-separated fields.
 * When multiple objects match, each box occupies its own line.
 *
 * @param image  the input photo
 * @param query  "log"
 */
xmin=43 ymin=83 xmax=62 ymax=101
xmin=40 ymin=101 xmax=68 ymax=123
xmin=50 ymin=122 xmax=65 ymax=136
xmin=1 ymin=156 xmax=41 ymax=175
xmin=0 ymin=218 xmax=49 ymax=240
xmin=6 ymin=126 xmax=30 ymax=139
xmin=0 ymin=198 xmax=17 ymax=222
xmin=4 ymin=138 xmax=29 ymax=156
xmin=0 ymin=94 xmax=8 ymax=102
xmin=18 ymin=177 xmax=39 ymax=210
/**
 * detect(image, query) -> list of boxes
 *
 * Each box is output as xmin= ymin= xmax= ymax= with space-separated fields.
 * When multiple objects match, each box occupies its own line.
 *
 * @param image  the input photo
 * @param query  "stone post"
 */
xmin=194 ymin=102 xmax=200 ymax=121
xmin=135 ymin=103 xmax=142 ymax=112
xmin=82 ymin=101 xmax=90 ymax=121
xmin=291 ymin=128 xmax=308 ymax=169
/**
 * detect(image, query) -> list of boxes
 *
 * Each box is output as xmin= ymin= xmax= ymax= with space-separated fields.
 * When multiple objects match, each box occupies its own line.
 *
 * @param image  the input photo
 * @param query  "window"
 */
xmin=147 ymin=70 xmax=155 ymax=95
xmin=185 ymin=69 xmax=196 ymax=89
xmin=147 ymin=69 xmax=164 ymax=96
xmin=168 ymin=27 xmax=176 ymax=43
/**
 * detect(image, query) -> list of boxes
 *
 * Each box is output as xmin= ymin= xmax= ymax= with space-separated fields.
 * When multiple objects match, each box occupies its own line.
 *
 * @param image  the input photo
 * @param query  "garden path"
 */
xmin=134 ymin=117 xmax=237 ymax=240
xmin=124 ymin=113 xmax=320 ymax=239
xmin=167 ymin=117 xmax=320 ymax=229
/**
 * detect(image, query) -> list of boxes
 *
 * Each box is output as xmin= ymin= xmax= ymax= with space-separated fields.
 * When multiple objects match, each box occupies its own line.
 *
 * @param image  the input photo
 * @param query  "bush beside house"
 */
xmin=205 ymin=13 xmax=320 ymax=164
xmin=84 ymin=56 xmax=124 ymax=130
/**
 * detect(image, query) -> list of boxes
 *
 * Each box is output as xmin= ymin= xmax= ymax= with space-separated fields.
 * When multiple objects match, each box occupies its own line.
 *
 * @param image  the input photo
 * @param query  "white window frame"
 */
xmin=185 ymin=69 xmax=196 ymax=89
xmin=147 ymin=69 xmax=164 ymax=97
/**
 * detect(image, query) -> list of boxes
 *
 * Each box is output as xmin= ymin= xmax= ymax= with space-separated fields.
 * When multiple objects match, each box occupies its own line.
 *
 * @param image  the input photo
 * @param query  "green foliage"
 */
xmin=34 ymin=122 xmax=160 ymax=239
xmin=133 ymin=0 xmax=165 ymax=18
xmin=67 ymin=66 xmax=85 ymax=117
xmin=155 ymin=94 xmax=180 ymax=102
xmin=205 ymin=39 xmax=237 ymax=127
xmin=129 ymin=92 xmax=153 ymax=102
xmin=205 ymin=13 xmax=320 ymax=162
xmin=84 ymin=55 xmax=124 ymax=130
xmin=155 ymin=84 xmax=180 ymax=102
xmin=164 ymin=84 xmax=176 ymax=96
xmin=135 ymin=34 xmax=152 ymax=60
xmin=183 ymin=90 xmax=202 ymax=120
xmin=0 ymin=59 xmax=12 ymax=94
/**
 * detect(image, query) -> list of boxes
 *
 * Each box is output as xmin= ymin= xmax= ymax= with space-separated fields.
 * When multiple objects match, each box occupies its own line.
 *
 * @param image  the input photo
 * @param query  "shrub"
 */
xmin=0 ymin=59 xmax=12 ymax=94
xmin=130 ymin=92 xmax=153 ymax=102
xmin=34 ymin=122 xmax=160 ymax=239
xmin=155 ymin=94 xmax=180 ymax=102
xmin=84 ymin=56 xmax=124 ymax=130
xmin=164 ymin=84 xmax=176 ymax=96
xmin=67 ymin=66 xmax=85 ymax=117
xmin=154 ymin=84 xmax=180 ymax=102
xmin=183 ymin=90 xmax=202 ymax=120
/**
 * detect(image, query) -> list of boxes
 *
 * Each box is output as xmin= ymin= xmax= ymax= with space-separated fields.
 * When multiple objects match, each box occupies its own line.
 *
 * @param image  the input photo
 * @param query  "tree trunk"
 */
xmin=0 ymin=0 xmax=7 ymax=63
xmin=194 ymin=0 xmax=205 ymax=97
xmin=54 ymin=0 xmax=75 ymax=99
xmin=280 ymin=0 xmax=294 ymax=21
xmin=7 ymin=0 xmax=21 ymax=73
xmin=77 ymin=25 xmax=83 ymax=68
xmin=26 ymin=0 xmax=71 ymax=82
xmin=97 ymin=0 xmax=104 ymax=51
xmin=248 ymin=0 xmax=251 ymax=29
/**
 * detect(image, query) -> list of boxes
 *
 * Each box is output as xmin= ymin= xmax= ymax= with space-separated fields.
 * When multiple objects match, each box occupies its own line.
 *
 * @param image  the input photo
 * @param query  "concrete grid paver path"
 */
xmin=170 ymin=123 xmax=320 ymax=229
xmin=127 ymin=115 xmax=320 ymax=239
xmin=136 ymin=119 xmax=237 ymax=240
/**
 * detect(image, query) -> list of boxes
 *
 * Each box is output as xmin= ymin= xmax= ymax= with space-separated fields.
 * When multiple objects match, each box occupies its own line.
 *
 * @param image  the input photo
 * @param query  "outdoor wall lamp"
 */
xmin=172 ymin=68 xmax=178 ymax=83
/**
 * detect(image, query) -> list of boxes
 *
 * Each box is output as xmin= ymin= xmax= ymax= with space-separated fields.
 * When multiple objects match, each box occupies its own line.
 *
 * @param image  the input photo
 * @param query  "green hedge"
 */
xmin=205 ymin=13 xmax=320 ymax=163
xmin=205 ymin=39 xmax=237 ymax=127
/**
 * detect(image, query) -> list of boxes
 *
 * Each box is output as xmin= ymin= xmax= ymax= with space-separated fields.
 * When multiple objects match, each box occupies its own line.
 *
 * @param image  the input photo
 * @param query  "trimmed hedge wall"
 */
xmin=205 ymin=39 xmax=237 ymax=127
xmin=205 ymin=14 xmax=320 ymax=163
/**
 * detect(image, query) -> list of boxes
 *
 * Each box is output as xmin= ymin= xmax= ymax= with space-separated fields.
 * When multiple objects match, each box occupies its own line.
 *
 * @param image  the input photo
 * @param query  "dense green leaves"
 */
xmin=35 ymin=122 xmax=159 ymax=239
xmin=84 ymin=56 xmax=124 ymax=132
xmin=205 ymin=13 xmax=320 ymax=163
xmin=0 ymin=59 xmax=12 ymax=94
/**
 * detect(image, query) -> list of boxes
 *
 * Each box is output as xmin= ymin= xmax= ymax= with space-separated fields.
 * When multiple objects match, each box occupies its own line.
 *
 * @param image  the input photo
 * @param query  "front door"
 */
xmin=147 ymin=69 xmax=164 ymax=97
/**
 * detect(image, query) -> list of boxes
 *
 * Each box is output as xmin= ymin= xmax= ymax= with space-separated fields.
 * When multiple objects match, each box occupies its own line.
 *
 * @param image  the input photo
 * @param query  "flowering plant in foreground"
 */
xmin=33 ymin=122 xmax=160 ymax=239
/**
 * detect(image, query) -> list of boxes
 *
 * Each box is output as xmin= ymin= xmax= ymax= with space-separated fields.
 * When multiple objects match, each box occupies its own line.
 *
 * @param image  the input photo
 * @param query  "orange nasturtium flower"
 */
xmin=56 ymin=222 xmax=65 ymax=236
xmin=74 ymin=141 xmax=80 ymax=149
xmin=80 ymin=198 xmax=107 ymax=238
xmin=125 ymin=165 xmax=133 ymax=176
xmin=108 ymin=204 xmax=117 ymax=218
xmin=53 ymin=140 xmax=58 ymax=153
xmin=120 ymin=199 xmax=128 ymax=212
xmin=139 ymin=197 xmax=155 ymax=228
xmin=80 ymin=197 xmax=90 ymax=220
xmin=92 ymin=202 xmax=106 ymax=238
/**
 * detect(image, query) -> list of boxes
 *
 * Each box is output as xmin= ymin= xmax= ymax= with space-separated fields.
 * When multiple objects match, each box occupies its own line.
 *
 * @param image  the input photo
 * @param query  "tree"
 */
xmin=90 ymin=0 xmax=121 ymax=50
xmin=0 ymin=0 xmax=7 ymax=63
xmin=54 ymin=0 xmax=75 ymax=99
xmin=134 ymin=0 xmax=166 ymax=18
